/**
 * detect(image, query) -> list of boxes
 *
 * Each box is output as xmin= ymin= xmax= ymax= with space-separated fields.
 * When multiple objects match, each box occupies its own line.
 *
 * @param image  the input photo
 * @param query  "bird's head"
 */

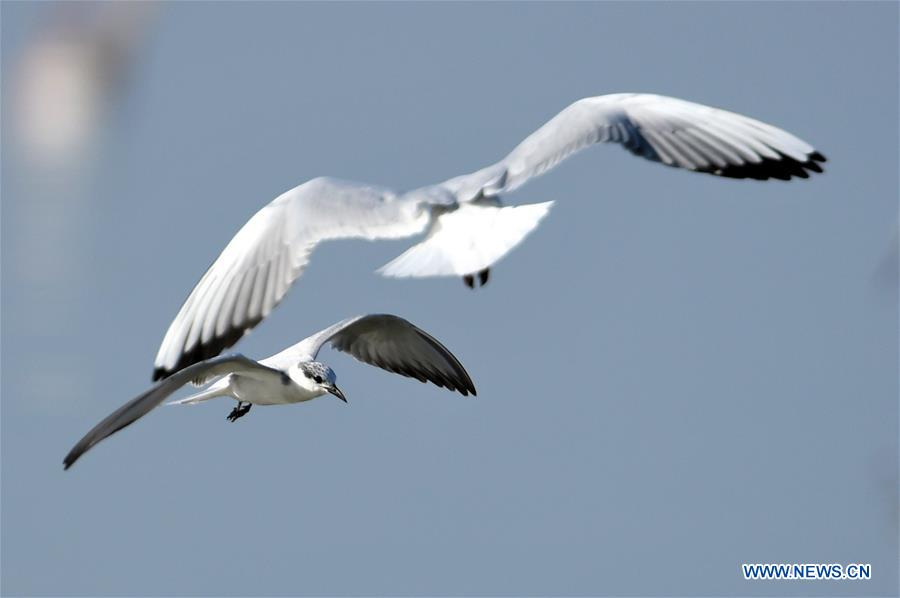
xmin=297 ymin=361 xmax=345 ymax=402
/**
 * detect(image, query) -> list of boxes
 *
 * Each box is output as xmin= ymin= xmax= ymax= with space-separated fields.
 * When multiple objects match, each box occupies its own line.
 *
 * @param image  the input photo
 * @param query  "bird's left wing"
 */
xmin=64 ymin=354 xmax=280 ymax=469
xmin=438 ymin=92 xmax=826 ymax=202
xmin=262 ymin=314 xmax=477 ymax=396
xmin=152 ymin=177 xmax=431 ymax=381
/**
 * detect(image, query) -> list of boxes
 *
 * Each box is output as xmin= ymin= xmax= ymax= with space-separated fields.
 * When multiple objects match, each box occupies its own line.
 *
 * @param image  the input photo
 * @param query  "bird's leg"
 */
xmin=477 ymin=268 xmax=490 ymax=287
xmin=227 ymin=401 xmax=252 ymax=422
xmin=463 ymin=269 xmax=490 ymax=288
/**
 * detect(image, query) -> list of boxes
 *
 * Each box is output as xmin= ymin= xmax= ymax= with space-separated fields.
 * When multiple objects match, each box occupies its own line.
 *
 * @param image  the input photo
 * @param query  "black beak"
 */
xmin=327 ymin=384 xmax=347 ymax=403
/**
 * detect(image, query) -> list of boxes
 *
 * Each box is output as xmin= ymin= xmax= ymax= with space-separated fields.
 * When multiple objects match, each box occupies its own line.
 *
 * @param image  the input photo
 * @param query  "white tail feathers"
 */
xmin=166 ymin=380 xmax=231 ymax=406
xmin=378 ymin=201 xmax=553 ymax=278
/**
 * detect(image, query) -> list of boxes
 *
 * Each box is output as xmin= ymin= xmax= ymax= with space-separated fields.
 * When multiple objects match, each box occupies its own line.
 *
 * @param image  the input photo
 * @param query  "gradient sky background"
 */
xmin=2 ymin=2 xmax=897 ymax=596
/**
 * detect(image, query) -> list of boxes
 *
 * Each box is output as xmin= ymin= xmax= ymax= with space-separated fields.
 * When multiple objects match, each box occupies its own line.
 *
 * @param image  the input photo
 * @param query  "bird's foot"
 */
xmin=478 ymin=268 xmax=490 ymax=286
xmin=226 ymin=401 xmax=252 ymax=422
xmin=462 ymin=268 xmax=490 ymax=289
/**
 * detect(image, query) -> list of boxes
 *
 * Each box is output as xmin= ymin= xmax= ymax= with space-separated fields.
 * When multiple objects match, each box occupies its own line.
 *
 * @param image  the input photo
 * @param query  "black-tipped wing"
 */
xmin=264 ymin=314 xmax=477 ymax=396
xmin=65 ymin=355 xmax=278 ymax=470
xmin=439 ymin=92 xmax=826 ymax=202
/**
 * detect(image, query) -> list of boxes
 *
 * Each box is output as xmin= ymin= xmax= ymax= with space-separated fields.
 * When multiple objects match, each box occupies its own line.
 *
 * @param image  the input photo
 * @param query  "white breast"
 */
xmin=230 ymin=372 xmax=323 ymax=406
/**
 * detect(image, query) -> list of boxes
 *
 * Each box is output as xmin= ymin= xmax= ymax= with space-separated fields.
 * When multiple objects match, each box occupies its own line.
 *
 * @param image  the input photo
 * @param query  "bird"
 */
xmin=152 ymin=92 xmax=826 ymax=380
xmin=63 ymin=314 xmax=476 ymax=470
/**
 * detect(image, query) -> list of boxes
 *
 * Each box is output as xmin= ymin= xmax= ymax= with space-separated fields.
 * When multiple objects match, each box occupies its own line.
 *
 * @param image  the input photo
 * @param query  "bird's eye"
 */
xmin=314 ymin=375 xmax=323 ymax=383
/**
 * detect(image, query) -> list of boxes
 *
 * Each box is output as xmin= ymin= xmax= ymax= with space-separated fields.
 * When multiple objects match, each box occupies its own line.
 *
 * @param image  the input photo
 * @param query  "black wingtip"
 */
xmin=63 ymin=449 xmax=80 ymax=470
xmin=406 ymin=326 xmax=478 ymax=398
xmin=152 ymin=317 xmax=261 ymax=382
xmin=463 ymin=274 xmax=475 ymax=289
xmin=705 ymin=149 xmax=827 ymax=181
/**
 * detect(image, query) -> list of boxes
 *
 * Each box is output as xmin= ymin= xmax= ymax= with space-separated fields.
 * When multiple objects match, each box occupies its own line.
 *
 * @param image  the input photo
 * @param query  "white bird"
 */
xmin=153 ymin=92 xmax=826 ymax=380
xmin=64 ymin=314 xmax=475 ymax=469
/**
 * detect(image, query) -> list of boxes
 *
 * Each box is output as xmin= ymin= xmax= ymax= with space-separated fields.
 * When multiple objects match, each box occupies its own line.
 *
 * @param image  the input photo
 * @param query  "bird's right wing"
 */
xmin=153 ymin=177 xmax=431 ymax=381
xmin=380 ymin=93 xmax=826 ymax=280
xmin=262 ymin=314 xmax=476 ymax=396
xmin=65 ymin=354 xmax=279 ymax=470
xmin=438 ymin=92 xmax=826 ymax=203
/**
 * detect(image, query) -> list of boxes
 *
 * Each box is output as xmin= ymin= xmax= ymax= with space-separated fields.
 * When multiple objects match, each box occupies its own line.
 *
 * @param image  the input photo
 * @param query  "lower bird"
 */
xmin=63 ymin=314 xmax=476 ymax=470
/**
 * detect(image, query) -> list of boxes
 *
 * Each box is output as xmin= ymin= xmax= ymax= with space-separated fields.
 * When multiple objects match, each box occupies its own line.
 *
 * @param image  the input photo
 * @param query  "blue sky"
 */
xmin=2 ymin=2 xmax=897 ymax=596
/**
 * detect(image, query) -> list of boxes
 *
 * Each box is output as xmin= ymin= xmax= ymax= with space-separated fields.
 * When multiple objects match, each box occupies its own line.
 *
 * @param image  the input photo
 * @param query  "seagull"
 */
xmin=153 ymin=92 xmax=826 ymax=380
xmin=64 ymin=314 xmax=475 ymax=470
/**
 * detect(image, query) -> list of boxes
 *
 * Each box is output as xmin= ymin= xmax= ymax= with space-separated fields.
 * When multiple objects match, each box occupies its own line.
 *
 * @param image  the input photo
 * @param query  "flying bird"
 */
xmin=153 ymin=92 xmax=826 ymax=380
xmin=64 ymin=314 xmax=475 ymax=469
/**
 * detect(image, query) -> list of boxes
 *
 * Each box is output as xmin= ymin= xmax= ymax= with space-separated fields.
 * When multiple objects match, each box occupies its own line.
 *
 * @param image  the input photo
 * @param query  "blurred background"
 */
xmin=2 ymin=2 xmax=897 ymax=596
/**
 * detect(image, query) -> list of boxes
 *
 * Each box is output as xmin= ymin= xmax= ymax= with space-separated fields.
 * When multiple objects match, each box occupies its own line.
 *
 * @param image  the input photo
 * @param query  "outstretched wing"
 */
xmin=65 ymin=355 xmax=279 ymax=470
xmin=263 ymin=314 xmax=477 ymax=396
xmin=153 ymin=177 xmax=430 ymax=381
xmin=439 ymin=92 xmax=826 ymax=202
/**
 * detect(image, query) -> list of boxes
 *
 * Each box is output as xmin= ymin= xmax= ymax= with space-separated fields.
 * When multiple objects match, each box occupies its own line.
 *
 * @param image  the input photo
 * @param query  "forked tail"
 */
xmin=377 ymin=200 xmax=553 ymax=280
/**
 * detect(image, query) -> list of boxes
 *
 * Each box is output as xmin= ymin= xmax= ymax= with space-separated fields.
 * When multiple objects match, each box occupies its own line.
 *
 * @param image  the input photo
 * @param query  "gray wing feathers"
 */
xmin=64 ymin=355 xmax=273 ymax=469
xmin=441 ymin=93 xmax=825 ymax=201
xmin=265 ymin=314 xmax=476 ymax=396
xmin=324 ymin=314 xmax=477 ymax=396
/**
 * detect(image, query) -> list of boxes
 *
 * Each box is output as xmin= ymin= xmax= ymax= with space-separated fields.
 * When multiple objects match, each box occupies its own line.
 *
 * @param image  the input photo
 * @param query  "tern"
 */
xmin=64 ymin=314 xmax=475 ymax=469
xmin=153 ymin=92 xmax=826 ymax=380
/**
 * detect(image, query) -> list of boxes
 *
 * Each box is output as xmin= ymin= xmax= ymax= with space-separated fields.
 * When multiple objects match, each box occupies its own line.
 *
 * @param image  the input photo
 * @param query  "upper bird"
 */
xmin=153 ymin=92 xmax=826 ymax=380
xmin=64 ymin=314 xmax=475 ymax=469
